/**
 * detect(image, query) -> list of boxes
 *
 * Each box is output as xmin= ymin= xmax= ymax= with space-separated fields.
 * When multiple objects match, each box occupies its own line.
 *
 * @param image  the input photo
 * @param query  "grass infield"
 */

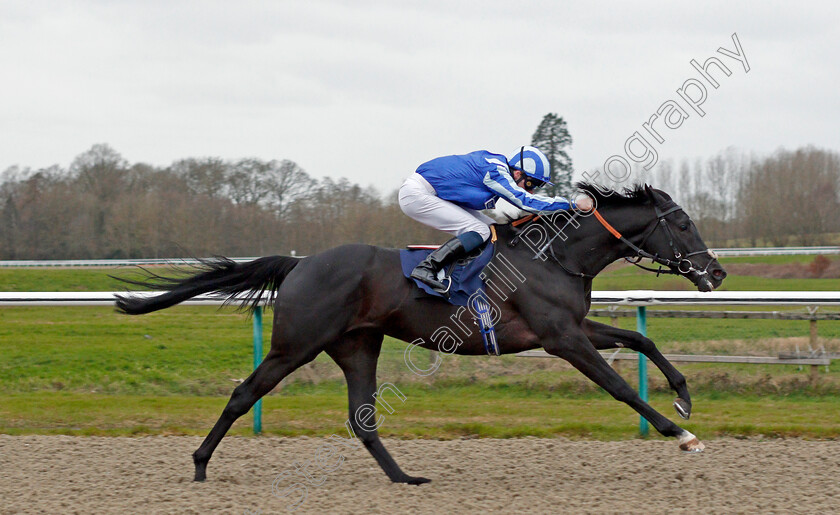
xmin=1 ymin=255 xmax=839 ymax=438
xmin=3 ymin=390 xmax=840 ymax=440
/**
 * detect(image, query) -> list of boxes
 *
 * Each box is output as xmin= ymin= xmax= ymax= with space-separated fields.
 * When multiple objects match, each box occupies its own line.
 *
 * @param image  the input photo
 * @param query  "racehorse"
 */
xmin=115 ymin=183 xmax=727 ymax=484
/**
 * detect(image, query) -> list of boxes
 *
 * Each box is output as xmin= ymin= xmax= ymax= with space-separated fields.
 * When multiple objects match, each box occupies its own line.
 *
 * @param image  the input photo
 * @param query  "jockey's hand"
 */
xmin=573 ymin=195 xmax=594 ymax=211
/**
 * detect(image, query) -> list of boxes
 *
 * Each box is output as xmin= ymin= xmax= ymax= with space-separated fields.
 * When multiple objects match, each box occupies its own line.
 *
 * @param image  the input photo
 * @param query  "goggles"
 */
xmin=520 ymin=175 xmax=545 ymax=191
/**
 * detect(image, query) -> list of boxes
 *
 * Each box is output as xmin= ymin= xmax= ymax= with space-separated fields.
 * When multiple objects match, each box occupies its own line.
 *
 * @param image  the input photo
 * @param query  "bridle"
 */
xmin=593 ymin=204 xmax=718 ymax=278
xmin=511 ymin=203 xmax=717 ymax=280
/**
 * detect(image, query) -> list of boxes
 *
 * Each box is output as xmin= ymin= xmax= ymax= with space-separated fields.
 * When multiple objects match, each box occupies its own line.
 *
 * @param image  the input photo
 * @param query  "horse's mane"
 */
xmin=574 ymin=182 xmax=662 ymax=206
xmin=504 ymin=182 xmax=676 ymax=227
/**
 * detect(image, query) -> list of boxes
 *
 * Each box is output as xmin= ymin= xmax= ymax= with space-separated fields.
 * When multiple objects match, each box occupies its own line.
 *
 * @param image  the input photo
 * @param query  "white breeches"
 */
xmin=398 ymin=173 xmax=495 ymax=241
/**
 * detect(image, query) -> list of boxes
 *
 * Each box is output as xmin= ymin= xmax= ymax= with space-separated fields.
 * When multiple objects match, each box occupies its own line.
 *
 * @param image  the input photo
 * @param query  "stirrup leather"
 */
xmin=472 ymin=295 xmax=499 ymax=356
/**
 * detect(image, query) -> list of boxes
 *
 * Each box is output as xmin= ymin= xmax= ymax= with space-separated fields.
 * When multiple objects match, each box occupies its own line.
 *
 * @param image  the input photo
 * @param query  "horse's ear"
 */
xmin=644 ymin=184 xmax=673 ymax=204
xmin=655 ymin=189 xmax=673 ymax=202
xmin=644 ymin=184 xmax=668 ymax=204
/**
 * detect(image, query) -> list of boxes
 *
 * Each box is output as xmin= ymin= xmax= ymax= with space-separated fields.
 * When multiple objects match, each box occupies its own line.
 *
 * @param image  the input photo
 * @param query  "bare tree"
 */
xmin=653 ymin=159 xmax=674 ymax=194
xmin=227 ymin=158 xmax=274 ymax=205
xmin=264 ymin=159 xmax=312 ymax=219
xmin=2 ymin=143 xmax=837 ymax=260
xmin=171 ymin=158 xmax=228 ymax=199
xmin=70 ymin=144 xmax=129 ymax=256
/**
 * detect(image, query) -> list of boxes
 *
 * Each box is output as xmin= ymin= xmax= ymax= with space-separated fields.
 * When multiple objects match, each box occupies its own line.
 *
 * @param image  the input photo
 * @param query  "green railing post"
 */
xmin=253 ymin=306 xmax=263 ymax=435
xmin=636 ymin=306 xmax=649 ymax=436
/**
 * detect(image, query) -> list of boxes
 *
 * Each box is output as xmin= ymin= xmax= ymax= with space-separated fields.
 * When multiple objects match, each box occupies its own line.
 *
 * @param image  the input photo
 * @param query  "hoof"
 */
xmin=679 ymin=439 xmax=705 ymax=453
xmin=678 ymin=431 xmax=705 ymax=453
xmin=396 ymin=475 xmax=431 ymax=485
xmin=193 ymin=457 xmax=207 ymax=482
xmin=193 ymin=464 xmax=207 ymax=482
xmin=673 ymin=398 xmax=691 ymax=420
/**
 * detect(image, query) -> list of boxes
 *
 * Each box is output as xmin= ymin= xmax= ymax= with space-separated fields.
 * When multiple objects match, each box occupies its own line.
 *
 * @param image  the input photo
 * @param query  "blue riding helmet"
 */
xmin=508 ymin=146 xmax=553 ymax=186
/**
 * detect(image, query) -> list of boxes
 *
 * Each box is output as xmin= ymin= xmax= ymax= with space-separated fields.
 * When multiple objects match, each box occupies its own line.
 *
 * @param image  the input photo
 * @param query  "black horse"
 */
xmin=115 ymin=183 xmax=726 ymax=484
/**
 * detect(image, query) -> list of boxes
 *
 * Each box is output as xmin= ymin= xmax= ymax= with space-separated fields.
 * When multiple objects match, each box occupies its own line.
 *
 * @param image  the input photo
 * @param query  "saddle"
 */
xmin=399 ymin=242 xmax=494 ymax=305
xmin=399 ymin=241 xmax=500 ymax=355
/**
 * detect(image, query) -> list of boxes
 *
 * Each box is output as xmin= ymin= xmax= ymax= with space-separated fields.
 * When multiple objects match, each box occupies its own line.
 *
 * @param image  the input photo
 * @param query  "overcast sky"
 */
xmin=1 ymin=1 xmax=838 ymax=194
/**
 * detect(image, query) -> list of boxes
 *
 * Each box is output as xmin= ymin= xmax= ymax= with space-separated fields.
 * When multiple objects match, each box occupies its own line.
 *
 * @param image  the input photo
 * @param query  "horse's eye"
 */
xmin=679 ymin=223 xmax=689 ymax=231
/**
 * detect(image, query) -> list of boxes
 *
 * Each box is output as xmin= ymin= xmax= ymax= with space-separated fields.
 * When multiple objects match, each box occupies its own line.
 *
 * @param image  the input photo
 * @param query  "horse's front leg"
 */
xmin=544 ymin=329 xmax=704 ymax=453
xmin=582 ymin=318 xmax=692 ymax=420
xmin=326 ymin=331 xmax=431 ymax=485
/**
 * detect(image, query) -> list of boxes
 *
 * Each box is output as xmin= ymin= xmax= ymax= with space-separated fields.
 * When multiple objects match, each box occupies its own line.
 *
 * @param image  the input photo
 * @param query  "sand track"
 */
xmin=1 ymin=435 xmax=838 ymax=514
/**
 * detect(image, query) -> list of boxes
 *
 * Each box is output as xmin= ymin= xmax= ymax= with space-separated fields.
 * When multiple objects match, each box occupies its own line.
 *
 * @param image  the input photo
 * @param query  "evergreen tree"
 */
xmin=530 ymin=113 xmax=573 ymax=197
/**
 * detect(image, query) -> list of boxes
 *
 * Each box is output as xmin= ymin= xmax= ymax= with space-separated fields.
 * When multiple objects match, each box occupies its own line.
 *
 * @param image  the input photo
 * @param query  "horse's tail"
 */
xmin=114 ymin=256 xmax=301 ymax=315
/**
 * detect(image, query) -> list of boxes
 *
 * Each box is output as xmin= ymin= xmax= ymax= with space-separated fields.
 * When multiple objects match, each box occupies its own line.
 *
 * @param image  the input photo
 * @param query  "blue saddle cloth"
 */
xmin=399 ymin=243 xmax=495 ymax=306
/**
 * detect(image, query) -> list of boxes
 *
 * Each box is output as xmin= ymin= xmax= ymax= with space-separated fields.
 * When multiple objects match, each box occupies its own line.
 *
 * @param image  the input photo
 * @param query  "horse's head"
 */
xmin=634 ymin=185 xmax=727 ymax=291
xmin=501 ymin=183 xmax=727 ymax=291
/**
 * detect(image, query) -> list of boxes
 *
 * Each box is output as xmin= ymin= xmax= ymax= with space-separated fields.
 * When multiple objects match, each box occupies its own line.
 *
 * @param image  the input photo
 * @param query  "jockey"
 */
xmin=399 ymin=146 xmax=593 ymax=292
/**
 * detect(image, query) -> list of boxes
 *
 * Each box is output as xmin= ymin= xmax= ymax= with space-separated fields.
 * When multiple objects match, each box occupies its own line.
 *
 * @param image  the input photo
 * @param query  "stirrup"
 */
xmin=433 ymin=276 xmax=452 ymax=295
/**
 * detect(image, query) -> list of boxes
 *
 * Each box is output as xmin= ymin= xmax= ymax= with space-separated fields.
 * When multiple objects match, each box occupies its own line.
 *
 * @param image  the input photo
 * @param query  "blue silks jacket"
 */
xmin=415 ymin=150 xmax=572 ymax=212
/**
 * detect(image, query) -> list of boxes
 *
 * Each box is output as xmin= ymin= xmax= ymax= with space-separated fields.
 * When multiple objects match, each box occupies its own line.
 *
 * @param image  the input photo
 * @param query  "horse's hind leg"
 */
xmin=192 ymin=347 xmax=318 ymax=481
xmin=326 ymin=331 xmax=430 ymax=485
xmin=582 ymin=318 xmax=693 ymax=419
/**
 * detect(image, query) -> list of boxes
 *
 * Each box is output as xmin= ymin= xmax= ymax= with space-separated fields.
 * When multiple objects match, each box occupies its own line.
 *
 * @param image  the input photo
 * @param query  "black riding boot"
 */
xmin=410 ymin=237 xmax=468 ymax=292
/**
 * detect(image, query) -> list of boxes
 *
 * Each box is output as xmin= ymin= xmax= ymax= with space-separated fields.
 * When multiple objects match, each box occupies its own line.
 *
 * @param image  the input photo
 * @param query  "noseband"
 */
xmin=593 ymin=204 xmax=717 ymax=277
xmin=510 ymin=203 xmax=717 ymax=280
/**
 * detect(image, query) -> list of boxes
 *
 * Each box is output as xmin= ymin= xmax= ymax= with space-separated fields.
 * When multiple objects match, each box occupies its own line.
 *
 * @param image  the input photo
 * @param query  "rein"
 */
xmin=510 ymin=204 xmax=716 ymax=279
xmin=593 ymin=205 xmax=716 ymax=278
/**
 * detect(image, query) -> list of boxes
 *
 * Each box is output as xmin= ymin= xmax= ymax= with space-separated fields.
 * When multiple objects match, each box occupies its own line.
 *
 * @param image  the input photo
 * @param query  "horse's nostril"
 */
xmin=712 ymin=269 xmax=726 ymax=279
